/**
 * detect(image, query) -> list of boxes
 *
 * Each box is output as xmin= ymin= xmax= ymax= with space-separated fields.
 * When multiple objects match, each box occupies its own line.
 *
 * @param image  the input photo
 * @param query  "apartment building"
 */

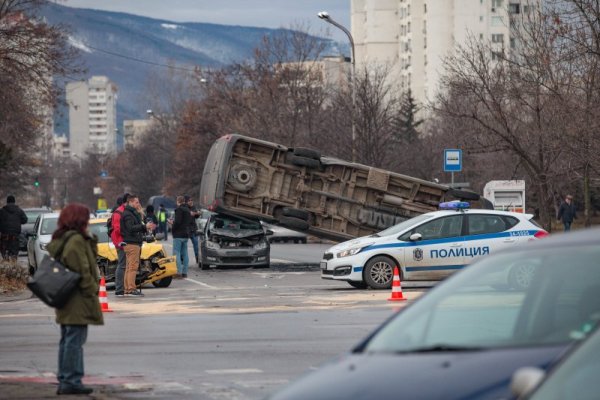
xmin=66 ymin=76 xmax=118 ymax=157
xmin=351 ymin=0 xmax=537 ymax=107
xmin=123 ymin=119 xmax=152 ymax=149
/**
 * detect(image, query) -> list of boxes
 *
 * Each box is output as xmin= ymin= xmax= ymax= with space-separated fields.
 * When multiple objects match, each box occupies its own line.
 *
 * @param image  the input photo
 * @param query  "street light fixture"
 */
xmin=147 ymin=109 xmax=167 ymax=188
xmin=318 ymin=10 xmax=357 ymax=162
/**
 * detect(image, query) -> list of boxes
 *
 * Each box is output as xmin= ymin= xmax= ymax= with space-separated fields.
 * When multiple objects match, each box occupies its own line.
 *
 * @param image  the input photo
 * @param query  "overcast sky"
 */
xmin=63 ymin=0 xmax=351 ymax=40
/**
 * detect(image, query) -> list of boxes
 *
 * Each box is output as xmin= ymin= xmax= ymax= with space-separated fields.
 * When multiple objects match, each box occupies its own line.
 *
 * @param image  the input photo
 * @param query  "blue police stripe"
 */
xmin=362 ymin=230 xmax=539 ymax=252
xmin=353 ymin=267 xmax=363 ymax=272
xmin=405 ymin=265 xmax=465 ymax=272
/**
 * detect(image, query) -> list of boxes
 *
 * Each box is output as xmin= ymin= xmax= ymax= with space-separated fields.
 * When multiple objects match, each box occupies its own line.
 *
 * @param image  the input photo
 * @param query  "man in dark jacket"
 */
xmin=0 ymin=195 xmax=27 ymax=260
xmin=171 ymin=196 xmax=193 ymax=278
xmin=557 ymin=194 xmax=577 ymax=232
xmin=120 ymin=195 xmax=155 ymax=296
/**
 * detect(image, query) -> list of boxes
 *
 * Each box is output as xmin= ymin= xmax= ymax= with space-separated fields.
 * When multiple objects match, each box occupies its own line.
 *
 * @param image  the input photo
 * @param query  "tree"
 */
xmin=0 ymin=0 xmax=83 ymax=197
xmin=394 ymin=89 xmax=423 ymax=144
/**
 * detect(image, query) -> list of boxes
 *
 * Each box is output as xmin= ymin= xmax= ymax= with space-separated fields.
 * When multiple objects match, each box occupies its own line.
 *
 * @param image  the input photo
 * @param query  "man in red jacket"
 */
xmin=110 ymin=193 xmax=129 ymax=297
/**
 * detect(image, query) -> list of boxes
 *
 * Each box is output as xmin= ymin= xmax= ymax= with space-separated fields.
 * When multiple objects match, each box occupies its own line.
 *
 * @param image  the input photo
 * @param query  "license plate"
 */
xmin=320 ymin=261 xmax=327 ymax=270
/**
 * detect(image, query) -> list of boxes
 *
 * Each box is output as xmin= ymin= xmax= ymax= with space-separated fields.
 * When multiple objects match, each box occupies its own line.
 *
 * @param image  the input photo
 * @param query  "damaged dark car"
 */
xmin=199 ymin=213 xmax=272 ymax=269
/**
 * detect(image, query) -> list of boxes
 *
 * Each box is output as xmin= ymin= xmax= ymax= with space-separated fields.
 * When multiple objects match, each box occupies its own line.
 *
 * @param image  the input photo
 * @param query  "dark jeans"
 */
xmin=58 ymin=325 xmax=88 ymax=390
xmin=563 ymin=221 xmax=572 ymax=232
xmin=159 ymin=222 xmax=168 ymax=240
xmin=0 ymin=234 xmax=19 ymax=259
xmin=190 ymin=234 xmax=199 ymax=262
xmin=115 ymin=247 xmax=126 ymax=293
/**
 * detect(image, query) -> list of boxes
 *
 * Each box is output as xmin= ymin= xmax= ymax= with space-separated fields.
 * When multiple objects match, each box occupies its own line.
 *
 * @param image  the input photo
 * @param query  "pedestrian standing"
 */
xmin=186 ymin=196 xmax=201 ymax=265
xmin=0 ymin=195 xmax=27 ymax=261
xmin=156 ymin=204 xmax=169 ymax=240
xmin=145 ymin=205 xmax=158 ymax=236
xmin=172 ymin=196 xmax=193 ymax=278
xmin=120 ymin=195 xmax=155 ymax=296
xmin=109 ymin=193 xmax=129 ymax=297
xmin=46 ymin=203 xmax=103 ymax=395
xmin=557 ymin=194 xmax=577 ymax=232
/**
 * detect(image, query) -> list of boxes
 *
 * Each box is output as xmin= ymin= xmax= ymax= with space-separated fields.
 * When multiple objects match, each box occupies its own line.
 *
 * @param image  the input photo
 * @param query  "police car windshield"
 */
xmin=363 ymin=243 xmax=600 ymax=353
xmin=376 ymin=214 xmax=435 ymax=237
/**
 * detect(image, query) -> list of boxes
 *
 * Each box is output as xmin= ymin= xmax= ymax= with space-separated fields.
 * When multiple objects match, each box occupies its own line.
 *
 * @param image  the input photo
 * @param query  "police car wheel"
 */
xmin=364 ymin=256 xmax=396 ymax=290
xmin=347 ymin=281 xmax=368 ymax=289
xmin=508 ymin=263 xmax=536 ymax=290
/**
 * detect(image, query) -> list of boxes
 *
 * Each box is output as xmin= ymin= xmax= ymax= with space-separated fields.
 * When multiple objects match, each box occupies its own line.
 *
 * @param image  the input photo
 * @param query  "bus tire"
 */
xmin=282 ymin=207 xmax=310 ymax=221
xmin=279 ymin=216 xmax=309 ymax=231
xmin=288 ymin=154 xmax=321 ymax=169
xmin=293 ymin=148 xmax=321 ymax=160
xmin=448 ymin=188 xmax=480 ymax=201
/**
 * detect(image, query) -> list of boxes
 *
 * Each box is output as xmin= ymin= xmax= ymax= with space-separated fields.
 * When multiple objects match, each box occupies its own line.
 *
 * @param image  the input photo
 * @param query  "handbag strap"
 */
xmin=54 ymin=231 xmax=79 ymax=261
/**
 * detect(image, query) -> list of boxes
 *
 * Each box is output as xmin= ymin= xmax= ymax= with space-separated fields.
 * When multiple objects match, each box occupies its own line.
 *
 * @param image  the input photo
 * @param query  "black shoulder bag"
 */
xmin=27 ymin=232 xmax=82 ymax=308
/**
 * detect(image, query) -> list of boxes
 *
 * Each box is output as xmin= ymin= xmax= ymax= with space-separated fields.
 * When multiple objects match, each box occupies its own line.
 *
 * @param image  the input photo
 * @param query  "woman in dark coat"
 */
xmin=47 ymin=203 xmax=104 ymax=395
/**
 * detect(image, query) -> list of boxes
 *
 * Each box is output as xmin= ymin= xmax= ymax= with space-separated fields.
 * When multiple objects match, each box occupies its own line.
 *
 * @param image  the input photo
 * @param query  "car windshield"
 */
xmin=89 ymin=222 xmax=110 ymax=243
xmin=40 ymin=217 xmax=58 ymax=235
xmin=210 ymin=215 xmax=261 ymax=230
xmin=25 ymin=210 xmax=46 ymax=223
xmin=376 ymin=213 xmax=436 ymax=237
xmin=363 ymin=244 xmax=600 ymax=353
xmin=529 ymin=328 xmax=600 ymax=400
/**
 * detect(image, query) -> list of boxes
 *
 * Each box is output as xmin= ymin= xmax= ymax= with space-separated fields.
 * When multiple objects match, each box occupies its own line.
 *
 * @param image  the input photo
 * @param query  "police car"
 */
xmin=320 ymin=202 xmax=548 ymax=289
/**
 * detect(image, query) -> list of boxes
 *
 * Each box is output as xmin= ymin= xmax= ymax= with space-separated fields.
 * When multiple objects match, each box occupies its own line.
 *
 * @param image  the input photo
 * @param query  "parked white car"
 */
xmin=26 ymin=212 xmax=60 ymax=275
xmin=263 ymin=223 xmax=307 ymax=244
xmin=321 ymin=202 xmax=549 ymax=289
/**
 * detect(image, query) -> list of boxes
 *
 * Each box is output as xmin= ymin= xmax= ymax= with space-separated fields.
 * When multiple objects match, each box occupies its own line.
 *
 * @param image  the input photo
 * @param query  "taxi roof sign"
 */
xmin=439 ymin=201 xmax=470 ymax=210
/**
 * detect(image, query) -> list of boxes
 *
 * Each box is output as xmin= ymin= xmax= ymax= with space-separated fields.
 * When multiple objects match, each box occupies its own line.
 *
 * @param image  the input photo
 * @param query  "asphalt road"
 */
xmin=1 ymin=250 xmax=425 ymax=399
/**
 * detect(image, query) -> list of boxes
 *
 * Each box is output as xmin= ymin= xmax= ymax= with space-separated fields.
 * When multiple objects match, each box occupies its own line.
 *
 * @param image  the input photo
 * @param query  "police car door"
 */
xmin=400 ymin=214 xmax=465 ymax=280
xmin=464 ymin=213 xmax=517 ymax=264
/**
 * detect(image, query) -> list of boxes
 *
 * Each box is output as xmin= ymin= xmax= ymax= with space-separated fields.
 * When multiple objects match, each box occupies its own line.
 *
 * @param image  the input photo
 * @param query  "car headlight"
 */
xmin=254 ymin=241 xmax=268 ymax=250
xmin=336 ymin=244 xmax=373 ymax=258
xmin=40 ymin=242 xmax=48 ymax=251
xmin=206 ymin=241 xmax=220 ymax=249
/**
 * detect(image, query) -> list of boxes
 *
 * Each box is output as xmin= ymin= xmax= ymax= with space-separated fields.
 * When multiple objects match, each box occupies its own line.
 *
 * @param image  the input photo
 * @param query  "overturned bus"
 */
xmin=199 ymin=134 xmax=483 ymax=242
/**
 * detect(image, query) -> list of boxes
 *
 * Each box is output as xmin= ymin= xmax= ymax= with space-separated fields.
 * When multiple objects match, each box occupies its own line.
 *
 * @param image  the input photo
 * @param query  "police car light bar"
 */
xmin=439 ymin=201 xmax=470 ymax=210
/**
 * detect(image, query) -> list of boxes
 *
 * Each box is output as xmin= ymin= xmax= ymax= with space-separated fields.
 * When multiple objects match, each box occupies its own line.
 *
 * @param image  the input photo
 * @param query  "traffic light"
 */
xmin=34 ymin=177 xmax=40 ymax=187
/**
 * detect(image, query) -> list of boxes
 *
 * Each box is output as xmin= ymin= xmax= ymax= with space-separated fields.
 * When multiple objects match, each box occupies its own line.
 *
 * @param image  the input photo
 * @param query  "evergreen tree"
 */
xmin=394 ymin=89 xmax=423 ymax=143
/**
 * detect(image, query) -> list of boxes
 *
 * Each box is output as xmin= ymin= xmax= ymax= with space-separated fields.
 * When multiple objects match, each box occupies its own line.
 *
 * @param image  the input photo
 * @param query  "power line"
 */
xmin=85 ymin=44 xmax=199 ymax=73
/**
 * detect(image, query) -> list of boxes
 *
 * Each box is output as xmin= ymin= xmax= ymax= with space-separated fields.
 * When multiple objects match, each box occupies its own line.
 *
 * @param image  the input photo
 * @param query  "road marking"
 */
xmin=205 ymin=368 xmax=263 ymax=375
xmin=185 ymin=277 xmax=219 ymax=289
xmin=271 ymin=258 xmax=294 ymax=263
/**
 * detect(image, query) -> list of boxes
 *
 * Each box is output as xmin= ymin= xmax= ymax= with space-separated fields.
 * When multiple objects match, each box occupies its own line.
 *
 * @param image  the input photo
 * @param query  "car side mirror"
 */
xmin=265 ymin=229 xmax=274 ymax=236
xmin=409 ymin=233 xmax=422 ymax=241
xmin=510 ymin=367 xmax=545 ymax=398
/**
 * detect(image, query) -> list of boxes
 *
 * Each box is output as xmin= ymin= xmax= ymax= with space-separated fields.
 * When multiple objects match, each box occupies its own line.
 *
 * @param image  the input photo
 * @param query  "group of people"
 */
xmin=0 ymin=195 xmax=27 ymax=262
xmin=107 ymin=193 xmax=199 ymax=296
xmin=109 ymin=193 xmax=156 ymax=297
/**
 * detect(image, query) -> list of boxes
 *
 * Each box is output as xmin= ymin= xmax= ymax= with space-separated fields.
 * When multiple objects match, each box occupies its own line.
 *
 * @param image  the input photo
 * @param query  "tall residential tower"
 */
xmin=351 ymin=0 xmax=537 ymax=106
xmin=66 ymin=76 xmax=118 ymax=157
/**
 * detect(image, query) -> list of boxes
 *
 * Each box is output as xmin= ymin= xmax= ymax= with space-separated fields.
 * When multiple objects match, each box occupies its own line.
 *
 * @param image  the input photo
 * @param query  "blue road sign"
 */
xmin=444 ymin=149 xmax=462 ymax=172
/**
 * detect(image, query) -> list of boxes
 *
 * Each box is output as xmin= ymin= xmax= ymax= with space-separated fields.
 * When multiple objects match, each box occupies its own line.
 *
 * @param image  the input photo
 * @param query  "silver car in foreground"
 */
xmin=26 ymin=212 xmax=60 ymax=275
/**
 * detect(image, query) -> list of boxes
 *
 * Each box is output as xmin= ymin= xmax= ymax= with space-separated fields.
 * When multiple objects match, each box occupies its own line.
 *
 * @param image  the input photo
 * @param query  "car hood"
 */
xmin=210 ymin=228 xmax=264 ymax=239
xmin=326 ymin=235 xmax=382 ymax=253
xmin=268 ymin=345 xmax=567 ymax=400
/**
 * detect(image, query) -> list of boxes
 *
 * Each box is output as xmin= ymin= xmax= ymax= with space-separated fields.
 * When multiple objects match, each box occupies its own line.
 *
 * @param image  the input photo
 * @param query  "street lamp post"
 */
xmin=147 ymin=109 xmax=167 ymax=188
xmin=318 ymin=11 xmax=357 ymax=162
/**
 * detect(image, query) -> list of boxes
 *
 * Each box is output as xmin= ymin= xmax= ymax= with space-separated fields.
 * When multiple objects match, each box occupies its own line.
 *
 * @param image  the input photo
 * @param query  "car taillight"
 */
xmin=534 ymin=230 xmax=549 ymax=239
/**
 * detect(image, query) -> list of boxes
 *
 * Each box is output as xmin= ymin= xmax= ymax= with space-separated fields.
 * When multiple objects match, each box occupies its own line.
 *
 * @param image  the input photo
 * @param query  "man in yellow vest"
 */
xmin=156 ymin=204 xmax=169 ymax=240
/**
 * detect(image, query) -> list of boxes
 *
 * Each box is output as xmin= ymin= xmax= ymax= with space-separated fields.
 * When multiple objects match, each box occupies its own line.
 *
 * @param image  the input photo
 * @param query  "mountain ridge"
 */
xmin=40 ymin=3 xmax=339 ymax=138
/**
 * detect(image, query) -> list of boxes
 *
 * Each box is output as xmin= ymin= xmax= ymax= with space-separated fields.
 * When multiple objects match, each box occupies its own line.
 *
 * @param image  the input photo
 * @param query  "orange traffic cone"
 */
xmin=99 ymin=276 xmax=113 ymax=312
xmin=388 ymin=266 xmax=406 ymax=301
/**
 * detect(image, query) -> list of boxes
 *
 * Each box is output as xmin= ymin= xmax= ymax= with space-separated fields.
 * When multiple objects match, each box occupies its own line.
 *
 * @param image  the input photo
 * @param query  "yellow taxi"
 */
xmin=89 ymin=218 xmax=177 ymax=288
